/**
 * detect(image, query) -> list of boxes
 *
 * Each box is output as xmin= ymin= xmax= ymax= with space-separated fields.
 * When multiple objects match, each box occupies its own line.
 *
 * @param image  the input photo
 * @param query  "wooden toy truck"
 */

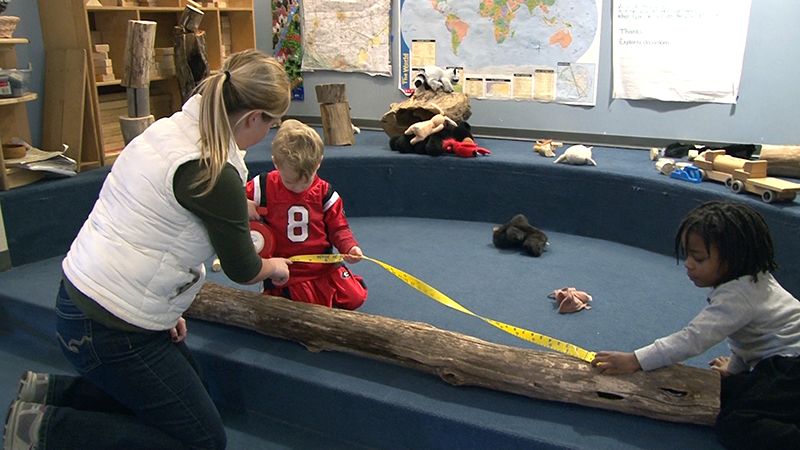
xmin=692 ymin=150 xmax=800 ymax=203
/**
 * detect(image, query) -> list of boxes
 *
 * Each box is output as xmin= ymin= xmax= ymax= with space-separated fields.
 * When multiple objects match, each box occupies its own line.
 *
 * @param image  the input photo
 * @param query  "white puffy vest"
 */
xmin=62 ymin=95 xmax=248 ymax=330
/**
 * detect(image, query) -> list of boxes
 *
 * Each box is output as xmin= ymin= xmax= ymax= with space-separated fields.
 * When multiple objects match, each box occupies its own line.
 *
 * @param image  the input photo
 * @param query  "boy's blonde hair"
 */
xmin=271 ymin=119 xmax=324 ymax=180
xmin=193 ymin=49 xmax=291 ymax=195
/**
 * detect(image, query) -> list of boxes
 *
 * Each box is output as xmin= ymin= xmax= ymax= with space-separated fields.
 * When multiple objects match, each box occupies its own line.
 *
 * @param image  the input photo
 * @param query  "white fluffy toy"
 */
xmin=413 ymin=66 xmax=460 ymax=94
xmin=554 ymin=145 xmax=597 ymax=166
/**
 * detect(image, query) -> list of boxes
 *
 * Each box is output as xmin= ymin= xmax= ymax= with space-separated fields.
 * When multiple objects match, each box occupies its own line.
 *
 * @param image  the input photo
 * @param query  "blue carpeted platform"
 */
xmin=1 ymin=129 xmax=799 ymax=449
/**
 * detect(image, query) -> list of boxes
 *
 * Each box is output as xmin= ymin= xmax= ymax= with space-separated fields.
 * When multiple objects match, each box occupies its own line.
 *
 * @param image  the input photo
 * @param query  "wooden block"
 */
xmin=94 ymin=58 xmax=113 ymax=67
xmin=96 ymin=73 xmax=115 ymax=82
xmin=117 ymin=0 xmax=137 ymax=6
xmin=92 ymin=51 xmax=109 ymax=60
xmin=94 ymin=44 xmax=110 ymax=53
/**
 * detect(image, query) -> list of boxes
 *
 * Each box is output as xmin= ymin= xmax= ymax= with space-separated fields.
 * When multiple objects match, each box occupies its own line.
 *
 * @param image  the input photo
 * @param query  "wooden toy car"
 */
xmin=692 ymin=150 xmax=800 ymax=203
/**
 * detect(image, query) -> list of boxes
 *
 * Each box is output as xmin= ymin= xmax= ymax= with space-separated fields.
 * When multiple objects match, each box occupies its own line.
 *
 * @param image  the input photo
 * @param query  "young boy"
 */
xmin=245 ymin=119 xmax=367 ymax=310
xmin=591 ymin=201 xmax=800 ymax=449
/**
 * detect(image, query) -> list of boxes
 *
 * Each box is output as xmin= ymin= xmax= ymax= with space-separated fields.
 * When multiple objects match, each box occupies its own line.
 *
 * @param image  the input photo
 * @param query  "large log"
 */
xmin=759 ymin=145 xmax=800 ymax=178
xmin=381 ymin=90 xmax=472 ymax=137
xmin=185 ymin=282 xmax=720 ymax=426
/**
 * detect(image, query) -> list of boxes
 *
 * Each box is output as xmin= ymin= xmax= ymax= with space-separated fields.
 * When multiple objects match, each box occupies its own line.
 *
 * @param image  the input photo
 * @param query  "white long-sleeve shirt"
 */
xmin=635 ymin=273 xmax=800 ymax=374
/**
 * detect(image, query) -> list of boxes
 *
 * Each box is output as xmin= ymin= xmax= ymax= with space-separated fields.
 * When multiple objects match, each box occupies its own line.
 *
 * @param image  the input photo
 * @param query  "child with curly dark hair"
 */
xmin=591 ymin=200 xmax=800 ymax=450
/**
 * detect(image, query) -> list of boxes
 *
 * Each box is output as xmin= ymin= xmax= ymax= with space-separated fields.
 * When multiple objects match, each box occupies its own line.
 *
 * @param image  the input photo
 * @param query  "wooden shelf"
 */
xmin=0 ymin=38 xmax=29 ymax=46
xmin=38 ymin=0 xmax=256 ymax=165
xmin=0 ymin=42 xmax=39 ymax=191
xmin=0 ymin=93 xmax=37 ymax=107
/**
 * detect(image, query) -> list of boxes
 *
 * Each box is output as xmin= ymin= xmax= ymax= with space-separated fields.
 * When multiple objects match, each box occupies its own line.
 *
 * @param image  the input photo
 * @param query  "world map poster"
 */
xmin=399 ymin=0 xmax=602 ymax=105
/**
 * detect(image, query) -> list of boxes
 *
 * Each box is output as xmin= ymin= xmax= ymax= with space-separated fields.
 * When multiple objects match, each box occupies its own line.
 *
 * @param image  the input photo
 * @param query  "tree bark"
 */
xmin=185 ymin=282 xmax=720 ymax=426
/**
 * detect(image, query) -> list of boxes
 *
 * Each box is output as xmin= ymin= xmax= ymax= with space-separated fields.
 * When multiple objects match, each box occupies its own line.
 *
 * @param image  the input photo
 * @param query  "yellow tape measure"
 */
xmin=289 ymin=254 xmax=596 ymax=363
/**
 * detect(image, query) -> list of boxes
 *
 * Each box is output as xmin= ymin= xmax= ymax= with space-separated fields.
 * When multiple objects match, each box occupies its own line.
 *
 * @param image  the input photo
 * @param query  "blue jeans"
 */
xmin=40 ymin=282 xmax=226 ymax=450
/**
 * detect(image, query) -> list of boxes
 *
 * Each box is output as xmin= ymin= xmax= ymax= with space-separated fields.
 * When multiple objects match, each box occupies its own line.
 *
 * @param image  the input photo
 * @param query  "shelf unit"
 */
xmin=38 ymin=0 xmax=256 ymax=165
xmin=0 ymin=39 xmax=41 ymax=191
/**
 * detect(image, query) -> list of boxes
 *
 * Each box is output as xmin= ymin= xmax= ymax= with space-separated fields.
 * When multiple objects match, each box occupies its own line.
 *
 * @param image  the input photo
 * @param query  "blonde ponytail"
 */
xmin=192 ymin=49 xmax=291 ymax=196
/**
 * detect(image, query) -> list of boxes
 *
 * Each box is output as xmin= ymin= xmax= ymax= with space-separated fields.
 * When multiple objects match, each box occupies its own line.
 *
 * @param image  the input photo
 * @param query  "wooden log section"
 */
xmin=121 ymin=20 xmax=157 ymax=90
xmin=174 ymin=28 xmax=210 ymax=104
xmin=759 ymin=145 xmax=800 ymax=178
xmin=119 ymin=115 xmax=154 ymax=146
xmin=185 ymin=282 xmax=720 ymax=426
xmin=315 ymin=84 xmax=354 ymax=146
xmin=179 ymin=3 xmax=204 ymax=32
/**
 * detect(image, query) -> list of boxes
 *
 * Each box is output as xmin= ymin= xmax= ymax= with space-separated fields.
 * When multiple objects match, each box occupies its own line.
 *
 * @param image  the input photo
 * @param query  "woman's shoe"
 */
xmin=16 ymin=372 xmax=48 ymax=404
xmin=3 ymin=400 xmax=44 ymax=450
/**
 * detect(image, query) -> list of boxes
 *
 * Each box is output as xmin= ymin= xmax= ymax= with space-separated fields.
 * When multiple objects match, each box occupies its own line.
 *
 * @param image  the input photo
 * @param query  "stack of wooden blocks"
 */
xmin=220 ymin=14 xmax=231 ymax=60
xmin=92 ymin=44 xmax=116 ymax=84
xmin=150 ymin=47 xmax=176 ymax=80
xmin=98 ymin=92 xmax=174 ymax=159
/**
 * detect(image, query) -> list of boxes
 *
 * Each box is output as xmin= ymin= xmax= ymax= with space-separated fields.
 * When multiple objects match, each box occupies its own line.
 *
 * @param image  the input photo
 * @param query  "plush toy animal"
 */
xmin=533 ymin=139 xmax=563 ymax=158
xmin=442 ymin=138 xmax=490 ymax=158
xmin=492 ymin=214 xmax=548 ymax=257
xmin=413 ymin=66 xmax=460 ymax=94
xmin=554 ymin=144 xmax=597 ymax=166
xmin=404 ymin=114 xmax=457 ymax=145
xmin=390 ymin=119 xmax=476 ymax=157
xmin=548 ymin=287 xmax=592 ymax=314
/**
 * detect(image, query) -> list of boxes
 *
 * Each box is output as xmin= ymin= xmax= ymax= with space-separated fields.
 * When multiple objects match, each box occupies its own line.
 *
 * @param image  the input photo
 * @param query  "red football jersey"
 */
xmin=246 ymin=171 xmax=358 ymax=286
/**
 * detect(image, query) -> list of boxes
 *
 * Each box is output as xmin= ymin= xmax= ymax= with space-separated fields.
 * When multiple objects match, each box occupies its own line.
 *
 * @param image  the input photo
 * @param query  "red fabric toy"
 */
xmin=442 ymin=138 xmax=490 ymax=158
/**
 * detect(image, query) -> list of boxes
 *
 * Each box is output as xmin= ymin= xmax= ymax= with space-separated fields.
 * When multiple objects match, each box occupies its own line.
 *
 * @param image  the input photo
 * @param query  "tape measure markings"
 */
xmin=289 ymin=254 xmax=596 ymax=363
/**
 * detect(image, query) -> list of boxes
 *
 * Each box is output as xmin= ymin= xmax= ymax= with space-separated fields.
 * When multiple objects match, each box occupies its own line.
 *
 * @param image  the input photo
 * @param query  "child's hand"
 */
xmin=247 ymin=200 xmax=261 ymax=221
xmin=343 ymin=246 xmax=363 ymax=264
xmin=591 ymin=351 xmax=642 ymax=375
xmin=709 ymin=356 xmax=731 ymax=377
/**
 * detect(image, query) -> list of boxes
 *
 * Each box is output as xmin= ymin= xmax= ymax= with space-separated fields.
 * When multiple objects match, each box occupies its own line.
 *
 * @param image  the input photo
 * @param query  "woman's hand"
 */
xmin=591 ymin=351 xmax=642 ymax=375
xmin=343 ymin=246 xmax=363 ymax=264
xmin=170 ymin=317 xmax=188 ymax=343
xmin=267 ymin=257 xmax=292 ymax=285
xmin=709 ymin=356 xmax=731 ymax=377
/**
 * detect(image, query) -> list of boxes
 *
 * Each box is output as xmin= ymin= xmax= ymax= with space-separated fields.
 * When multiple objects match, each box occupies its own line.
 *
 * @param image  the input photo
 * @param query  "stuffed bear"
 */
xmin=492 ymin=214 xmax=548 ymax=257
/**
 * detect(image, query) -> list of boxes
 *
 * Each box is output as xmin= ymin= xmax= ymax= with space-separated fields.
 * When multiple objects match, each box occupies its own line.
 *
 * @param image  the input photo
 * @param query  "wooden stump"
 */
xmin=315 ymin=83 xmax=354 ymax=146
xmin=174 ymin=28 xmax=210 ymax=104
xmin=121 ymin=20 xmax=157 ymax=90
xmin=178 ymin=3 xmax=204 ymax=32
xmin=119 ymin=20 xmax=157 ymax=146
xmin=119 ymin=115 xmax=155 ymax=146
xmin=381 ymin=89 xmax=472 ymax=137
xmin=185 ymin=282 xmax=721 ymax=426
